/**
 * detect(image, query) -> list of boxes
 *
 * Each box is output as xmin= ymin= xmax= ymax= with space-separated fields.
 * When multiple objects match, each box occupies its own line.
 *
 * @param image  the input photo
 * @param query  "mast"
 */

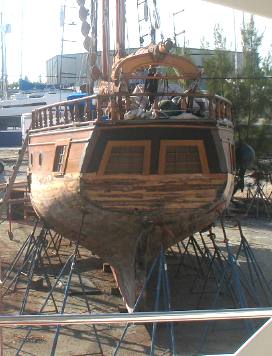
xmin=0 ymin=12 xmax=9 ymax=100
xmin=20 ymin=3 xmax=24 ymax=79
xmin=102 ymin=0 xmax=110 ymax=79
xmin=59 ymin=3 xmax=66 ymax=97
xmin=88 ymin=0 xmax=98 ymax=92
xmin=116 ymin=0 xmax=126 ymax=59
xmin=1 ymin=12 xmax=7 ymax=99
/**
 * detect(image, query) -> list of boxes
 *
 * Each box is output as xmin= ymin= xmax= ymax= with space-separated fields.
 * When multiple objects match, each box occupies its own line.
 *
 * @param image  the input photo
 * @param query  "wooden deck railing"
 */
xmin=31 ymin=92 xmax=233 ymax=130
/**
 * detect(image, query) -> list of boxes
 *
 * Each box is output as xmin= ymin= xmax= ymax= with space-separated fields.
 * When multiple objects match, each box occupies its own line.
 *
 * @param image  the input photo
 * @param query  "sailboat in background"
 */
xmin=27 ymin=0 xmax=235 ymax=311
xmin=0 ymin=86 xmax=74 ymax=146
xmin=0 ymin=2 xmax=80 ymax=147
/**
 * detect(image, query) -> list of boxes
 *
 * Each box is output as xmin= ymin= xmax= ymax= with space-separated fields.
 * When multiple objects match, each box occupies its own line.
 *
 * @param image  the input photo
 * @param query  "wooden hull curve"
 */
xmin=29 ymin=120 xmax=235 ymax=310
xmin=30 ymin=172 xmax=234 ymax=310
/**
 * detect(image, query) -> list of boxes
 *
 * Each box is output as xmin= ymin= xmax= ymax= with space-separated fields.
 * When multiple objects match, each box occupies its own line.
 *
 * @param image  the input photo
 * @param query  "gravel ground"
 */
xmin=0 ymin=213 xmax=271 ymax=356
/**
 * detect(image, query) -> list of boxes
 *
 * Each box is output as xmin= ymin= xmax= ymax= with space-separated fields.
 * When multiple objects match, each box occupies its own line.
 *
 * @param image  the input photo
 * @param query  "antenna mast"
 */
xmin=173 ymin=9 xmax=185 ymax=49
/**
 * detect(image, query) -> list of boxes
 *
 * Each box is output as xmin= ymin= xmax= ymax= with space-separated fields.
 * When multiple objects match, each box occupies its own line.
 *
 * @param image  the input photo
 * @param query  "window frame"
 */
xmin=38 ymin=152 xmax=43 ymax=166
xmin=98 ymin=140 xmax=151 ymax=176
xmin=158 ymin=140 xmax=209 ymax=175
xmin=52 ymin=138 xmax=71 ymax=176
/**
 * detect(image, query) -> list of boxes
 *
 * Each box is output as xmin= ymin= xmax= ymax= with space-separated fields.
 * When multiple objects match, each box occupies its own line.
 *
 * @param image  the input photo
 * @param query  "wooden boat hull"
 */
xmin=31 ymin=172 xmax=233 ymax=309
xmin=28 ymin=120 xmax=234 ymax=309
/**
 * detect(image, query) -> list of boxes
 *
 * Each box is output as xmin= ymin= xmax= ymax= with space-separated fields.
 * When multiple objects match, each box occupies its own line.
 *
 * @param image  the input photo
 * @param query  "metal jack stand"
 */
xmin=46 ymin=230 xmax=64 ymax=261
xmin=245 ymin=171 xmax=272 ymax=219
xmin=114 ymin=246 xmax=176 ymax=356
xmin=2 ymin=221 xmax=61 ymax=308
xmin=198 ymin=219 xmax=262 ymax=354
xmin=189 ymin=230 xmax=227 ymax=301
xmin=175 ymin=235 xmax=207 ymax=276
xmin=2 ymin=220 xmax=39 ymax=289
xmin=235 ymin=221 xmax=272 ymax=306
xmin=15 ymin=214 xmax=103 ymax=356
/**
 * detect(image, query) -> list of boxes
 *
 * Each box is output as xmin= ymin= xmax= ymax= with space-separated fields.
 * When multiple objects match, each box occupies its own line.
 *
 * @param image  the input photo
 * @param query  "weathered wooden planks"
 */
xmin=28 ymin=118 xmax=234 ymax=310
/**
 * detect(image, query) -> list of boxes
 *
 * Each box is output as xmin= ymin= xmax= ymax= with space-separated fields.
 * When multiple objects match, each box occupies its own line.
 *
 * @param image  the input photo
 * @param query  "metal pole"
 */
xmin=0 ymin=308 xmax=272 ymax=327
xmin=113 ymin=253 xmax=159 ymax=355
xmin=150 ymin=247 xmax=163 ymax=355
xmin=116 ymin=0 xmax=126 ymax=58
xmin=15 ymin=254 xmax=74 ymax=356
xmin=0 ymin=12 xmax=4 ymax=99
xmin=102 ymin=0 xmax=110 ymax=79
xmin=59 ymin=1 xmax=66 ymax=98
xmin=50 ymin=251 xmax=77 ymax=355
xmin=172 ymin=9 xmax=184 ymax=48
xmin=162 ymin=251 xmax=176 ymax=355
xmin=2 ymin=223 xmax=37 ymax=285
xmin=0 ymin=258 xmax=3 ymax=356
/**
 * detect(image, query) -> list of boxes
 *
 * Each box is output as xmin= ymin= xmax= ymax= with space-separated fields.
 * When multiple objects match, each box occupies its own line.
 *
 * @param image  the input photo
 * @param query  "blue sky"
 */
xmin=1 ymin=0 xmax=272 ymax=83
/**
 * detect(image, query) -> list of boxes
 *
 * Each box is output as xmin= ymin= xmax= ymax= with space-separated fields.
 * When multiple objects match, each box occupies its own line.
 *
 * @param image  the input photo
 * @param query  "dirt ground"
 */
xmin=0 ymin=208 xmax=271 ymax=355
xmin=0 ymin=148 xmax=271 ymax=355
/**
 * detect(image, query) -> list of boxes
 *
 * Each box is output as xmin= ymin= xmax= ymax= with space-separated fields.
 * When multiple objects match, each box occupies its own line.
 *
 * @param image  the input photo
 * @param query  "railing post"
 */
xmin=109 ymin=96 xmax=118 ymax=121
xmin=64 ymin=106 xmax=69 ymax=124
xmin=56 ymin=105 xmax=61 ymax=125
xmin=226 ymin=104 xmax=232 ymax=120
xmin=74 ymin=103 xmax=79 ymax=121
xmin=38 ymin=111 xmax=43 ymax=128
xmin=125 ymin=95 xmax=130 ymax=112
xmin=209 ymin=97 xmax=215 ymax=119
xmin=181 ymin=95 xmax=188 ymax=112
xmin=43 ymin=109 xmax=48 ymax=127
xmin=215 ymin=99 xmax=220 ymax=120
xmin=118 ymin=94 xmax=124 ymax=120
xmin=32 ymin=111 xmax=37 ymax=129
xmin=86 ymin=98 xmax=91 ymax=121
xmin=220 ymin=101 xmax=224 ymax=119
xmin=49 ymin=108 xmax=53 ymax=126
xmin=96 ymin=98 xmax=103 ymax=121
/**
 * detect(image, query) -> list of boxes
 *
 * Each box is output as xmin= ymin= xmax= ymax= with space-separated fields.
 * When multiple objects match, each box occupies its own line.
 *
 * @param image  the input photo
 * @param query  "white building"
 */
xmin=46 ymin=47 xmax=243 ymax=87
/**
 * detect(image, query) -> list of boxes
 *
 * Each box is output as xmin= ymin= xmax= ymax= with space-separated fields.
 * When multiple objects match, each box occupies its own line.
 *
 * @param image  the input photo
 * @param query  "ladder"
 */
xmin=0 ymin=132 xmax=29 ymax=219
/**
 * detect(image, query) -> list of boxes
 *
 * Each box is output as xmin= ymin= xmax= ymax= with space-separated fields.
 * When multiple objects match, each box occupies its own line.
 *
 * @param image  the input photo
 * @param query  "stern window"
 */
xmin=165 ymin=146 xmax=201 ymax=173
xmin=159 ymin=140 xmax=209 ymax=174
xmin=98 ymin=141 xmax=151 ymax=175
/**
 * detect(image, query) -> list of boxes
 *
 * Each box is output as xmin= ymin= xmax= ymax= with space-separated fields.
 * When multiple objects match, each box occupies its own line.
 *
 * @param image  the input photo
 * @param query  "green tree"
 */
xmin=167 ymin=46 xmax=192 ymax=88
xmin=202 ymin=24 xmax=234 ymax=97
xmin=203 ymin=17 xmax=272 ymax=157
xmin=240 ymin=16 xmax=264 ymax=139
xmin=261 ymin=48 xmax=272 ymax=118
